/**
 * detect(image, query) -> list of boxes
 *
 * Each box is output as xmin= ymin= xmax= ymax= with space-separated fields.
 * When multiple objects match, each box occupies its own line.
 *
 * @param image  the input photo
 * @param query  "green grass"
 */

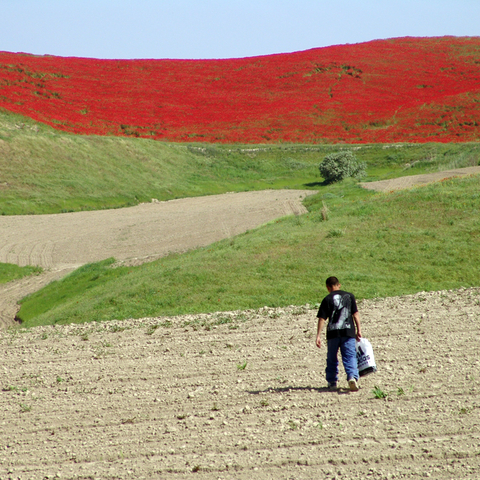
xmin=0 ymin=263 xmax=42 ymax=285
xmin=1 ymin=109 xmax=479 ymax=215
xmin=372 ymin=386 xmax=389 ymax=399
xmin=17 ymin=174 xmax=480 ymax=327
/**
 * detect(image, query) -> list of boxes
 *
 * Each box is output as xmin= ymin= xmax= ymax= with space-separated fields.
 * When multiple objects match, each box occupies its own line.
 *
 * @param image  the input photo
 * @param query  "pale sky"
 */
xmin=1 ymin=0 xmax=479 ymax=59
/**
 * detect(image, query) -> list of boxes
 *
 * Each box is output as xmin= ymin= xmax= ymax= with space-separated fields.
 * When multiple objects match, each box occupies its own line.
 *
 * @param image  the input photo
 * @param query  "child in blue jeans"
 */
xmin=316 ymin=276 xmax=362 ymax=391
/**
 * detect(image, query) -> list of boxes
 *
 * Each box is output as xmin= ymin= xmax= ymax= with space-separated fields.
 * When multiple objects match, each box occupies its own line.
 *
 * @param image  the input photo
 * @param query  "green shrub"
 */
xmin=319 ymin=151 xmax=366 ymax=183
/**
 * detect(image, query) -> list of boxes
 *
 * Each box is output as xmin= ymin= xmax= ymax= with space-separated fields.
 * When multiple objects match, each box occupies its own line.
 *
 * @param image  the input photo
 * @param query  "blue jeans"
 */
xmin=326 ymin=336 xmax=358 ymax=384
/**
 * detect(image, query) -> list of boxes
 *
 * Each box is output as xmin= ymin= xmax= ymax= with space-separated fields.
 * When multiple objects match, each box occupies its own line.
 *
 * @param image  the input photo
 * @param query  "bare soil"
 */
xmin=360 ymin=165 xmax=480 ymax=192
xmin=1 ymin=288 xmax=479 ymax=479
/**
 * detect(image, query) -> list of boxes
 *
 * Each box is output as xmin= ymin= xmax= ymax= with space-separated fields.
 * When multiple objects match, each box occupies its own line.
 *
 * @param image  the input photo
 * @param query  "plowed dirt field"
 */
xmin=1 ymin=288 xmax=479 ymax=479
xmin=0 ymin=190 xmax=312 ymax=328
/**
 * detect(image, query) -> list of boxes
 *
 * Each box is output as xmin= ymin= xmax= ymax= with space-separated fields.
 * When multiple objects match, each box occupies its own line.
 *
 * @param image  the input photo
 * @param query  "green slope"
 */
xmin=17 ymin=174 xmax=480 ymax=327
xmin=1 ymin=109 xmax=480 ymax=215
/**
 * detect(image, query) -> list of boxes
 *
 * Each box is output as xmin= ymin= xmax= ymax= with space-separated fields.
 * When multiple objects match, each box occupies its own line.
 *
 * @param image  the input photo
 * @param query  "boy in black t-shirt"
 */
xmin=316 ymin=276 xmax=362 ymax=391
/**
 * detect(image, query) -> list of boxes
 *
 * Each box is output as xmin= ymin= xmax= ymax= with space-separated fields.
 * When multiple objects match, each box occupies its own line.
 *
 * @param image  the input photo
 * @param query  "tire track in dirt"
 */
xmin=0 ymin=190 xmax=313 ymax=328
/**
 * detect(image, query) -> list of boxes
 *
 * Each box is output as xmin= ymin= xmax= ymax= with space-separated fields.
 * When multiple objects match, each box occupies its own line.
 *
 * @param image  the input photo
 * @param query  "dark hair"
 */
xmin=326 ymin=276 xmax=340 ymax=288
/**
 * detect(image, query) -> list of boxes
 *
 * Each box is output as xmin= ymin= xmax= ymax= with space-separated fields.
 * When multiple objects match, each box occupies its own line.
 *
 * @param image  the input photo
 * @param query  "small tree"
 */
xmin=319 ymin=151 xmax=366 ymax=183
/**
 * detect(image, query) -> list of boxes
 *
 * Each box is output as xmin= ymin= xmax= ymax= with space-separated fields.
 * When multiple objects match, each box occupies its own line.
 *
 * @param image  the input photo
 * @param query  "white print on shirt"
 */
xmin=327 ymin=293 xmax=352 ymax=331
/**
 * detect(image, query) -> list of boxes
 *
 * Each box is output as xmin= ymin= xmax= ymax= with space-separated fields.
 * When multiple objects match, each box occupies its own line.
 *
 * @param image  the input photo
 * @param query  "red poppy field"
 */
xmin=1 ymin=36 xmax=480 ymax=144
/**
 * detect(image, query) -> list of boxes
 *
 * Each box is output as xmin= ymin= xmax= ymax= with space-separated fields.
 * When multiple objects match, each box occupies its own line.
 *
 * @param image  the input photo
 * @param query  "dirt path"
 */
xmin=0 ymin=190 xmax=312 ymax=328
xmin=360 ymin=165 xmax=480 ymax=192
xmin=1 ymin=287 xmax=479 ymax=479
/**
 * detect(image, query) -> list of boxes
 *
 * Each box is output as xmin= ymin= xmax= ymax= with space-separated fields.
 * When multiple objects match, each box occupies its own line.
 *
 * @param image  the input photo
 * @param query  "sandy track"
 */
xmin=360 ymin=165 xmax=480 ymax=192
xmin=0 ymin=190 xmax=312 ymax=328
xmin=1 ymin=287 xmax=479 ymax=479
xmin=0 ymin=190 xmax=312 ymax=270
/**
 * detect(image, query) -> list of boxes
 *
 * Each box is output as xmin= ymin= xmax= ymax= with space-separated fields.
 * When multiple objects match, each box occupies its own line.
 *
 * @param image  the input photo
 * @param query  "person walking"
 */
xmin=315 ymin=276 xmax=362 ymax=391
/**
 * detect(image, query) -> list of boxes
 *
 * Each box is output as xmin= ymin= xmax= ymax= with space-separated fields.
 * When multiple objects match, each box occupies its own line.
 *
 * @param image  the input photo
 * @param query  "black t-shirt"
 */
xmin=317 ymin=290 xmax=358 ymax=339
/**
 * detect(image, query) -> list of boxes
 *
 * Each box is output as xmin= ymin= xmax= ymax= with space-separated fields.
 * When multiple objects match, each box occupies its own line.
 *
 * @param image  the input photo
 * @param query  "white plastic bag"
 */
xmin=356 ymin=337 xmax=377 ymax=377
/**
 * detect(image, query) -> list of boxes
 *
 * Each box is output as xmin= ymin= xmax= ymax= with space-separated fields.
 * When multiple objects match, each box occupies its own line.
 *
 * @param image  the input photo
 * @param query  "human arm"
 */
xmin=353 ymin=311 xmax=362 ymax=341
xmin=316 ymin=317 xmax=326 ymax=348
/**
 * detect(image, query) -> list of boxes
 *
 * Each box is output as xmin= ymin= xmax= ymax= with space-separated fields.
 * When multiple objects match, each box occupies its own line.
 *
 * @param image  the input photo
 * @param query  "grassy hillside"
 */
xmin=1 ymin=110 xmax=479 ymax=215
xmin=0 ymin=110 xmax=319 ymax=214
xmin=1 ymin=37 xmax=480 ymax=144
xmin=17 ymin=173 xmax=480 ymax=327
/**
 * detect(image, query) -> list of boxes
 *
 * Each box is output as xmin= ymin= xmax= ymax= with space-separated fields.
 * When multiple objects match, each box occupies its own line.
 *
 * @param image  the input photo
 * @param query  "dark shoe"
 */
xmin=328 ymin=382 xmax=337 ymax=390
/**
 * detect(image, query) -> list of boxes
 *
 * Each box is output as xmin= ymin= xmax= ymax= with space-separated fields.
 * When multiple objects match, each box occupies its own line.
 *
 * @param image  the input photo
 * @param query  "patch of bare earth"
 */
xmin=360 ymin=166 xmax=480 ymax=192
xmin=0 ymin=190 xmax=312 ymax=328
xmin=1 ymin=288 xmax=479 ymax=479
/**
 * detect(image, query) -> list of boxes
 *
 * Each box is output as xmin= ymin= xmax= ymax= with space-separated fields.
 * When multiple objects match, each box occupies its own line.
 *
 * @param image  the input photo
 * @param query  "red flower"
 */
xmin=0 ymin=36 xmax=479 ymax=144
